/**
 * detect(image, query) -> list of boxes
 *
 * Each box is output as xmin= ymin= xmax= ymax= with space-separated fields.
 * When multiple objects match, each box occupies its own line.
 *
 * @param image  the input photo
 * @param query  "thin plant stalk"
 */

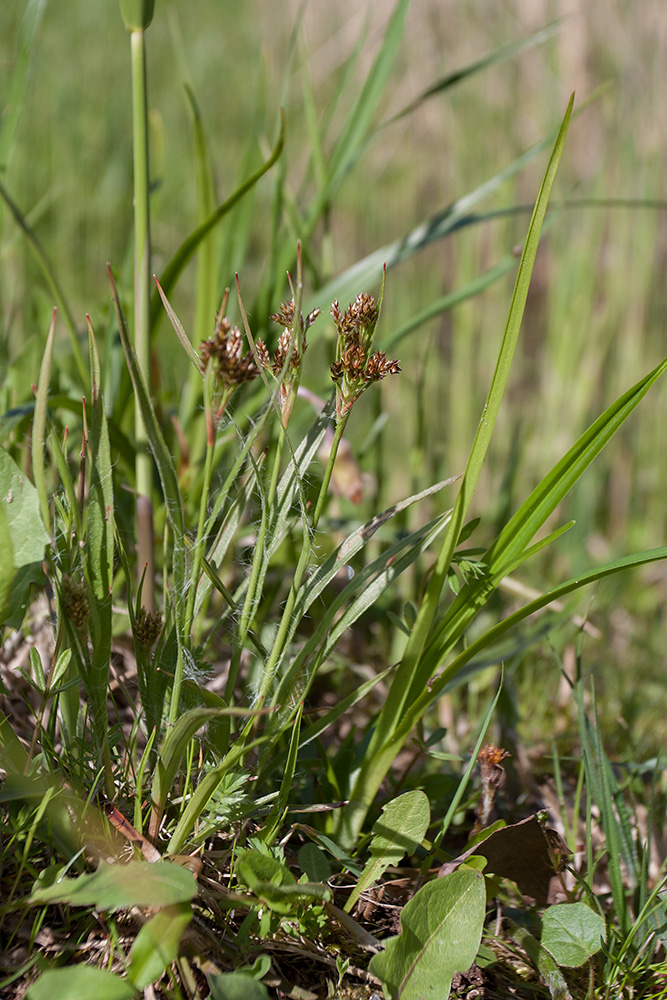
xmin=252 ymin=413 xmax=350 ymax=709
xmin=223 ymin=425 xmax=287 ymax=704
xmin=129 ymin=23 xmax=155 ymax=609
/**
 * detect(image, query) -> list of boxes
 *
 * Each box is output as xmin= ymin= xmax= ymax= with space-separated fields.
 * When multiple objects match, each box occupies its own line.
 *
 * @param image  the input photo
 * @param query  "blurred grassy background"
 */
xmin=1 ymin=0 xmax=666 ymax=753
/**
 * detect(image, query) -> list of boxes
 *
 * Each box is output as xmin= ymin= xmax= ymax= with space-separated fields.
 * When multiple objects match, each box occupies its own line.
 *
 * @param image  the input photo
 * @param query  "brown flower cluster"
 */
xmin=255 ymin=301 xmax=321 ymax=426
xmin=199 ymin=311 xmax=259 ymax=389
xmin=329 ymin=293 xmax=400 ymax=420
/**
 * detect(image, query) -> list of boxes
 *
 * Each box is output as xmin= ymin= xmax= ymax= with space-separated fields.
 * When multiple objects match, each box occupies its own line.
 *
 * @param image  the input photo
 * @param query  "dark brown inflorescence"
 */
xmin=199 ymin=311 xmax=259 ymax=389
xmin=330 ymin=293 xmax=400 ymax=420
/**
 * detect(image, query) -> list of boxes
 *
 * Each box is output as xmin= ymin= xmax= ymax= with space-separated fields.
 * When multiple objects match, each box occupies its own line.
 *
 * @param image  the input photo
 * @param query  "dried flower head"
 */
xmin=329 ymin=288 xmax=400 ymax=420
xmin=61 ymin=574 xmax=89 ymax=630
xmin=199 ymin=311 xmax=259 ymax=389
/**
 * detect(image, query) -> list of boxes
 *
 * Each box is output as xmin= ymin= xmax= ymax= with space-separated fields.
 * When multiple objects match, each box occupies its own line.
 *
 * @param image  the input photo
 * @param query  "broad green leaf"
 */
xmin=369 ymin=868 xmax=485 ymax=1000
xmin=0 ymin=504 xmax=13 ymax=615
xmin=541 ymin=903 xmax=605 ymax=968
xmin=298 ymin=843 xmax=331 ymax=883
xmin=0 ymin=444 xmax=48 ymax=628
xmin=207 ymin=972 xmax=269 ymax=1000
xmin=345 ymin=791 xmax=430 ymax=913
xmin=237 ymin=849 xmax=296 ymax=889
xmin=127 ymin=902 xmax=193 ymax=989
xmin=29 ymin=860 xmax=197 ymax=910
xmin=26 ymin=966 xmax=136 ymax=1000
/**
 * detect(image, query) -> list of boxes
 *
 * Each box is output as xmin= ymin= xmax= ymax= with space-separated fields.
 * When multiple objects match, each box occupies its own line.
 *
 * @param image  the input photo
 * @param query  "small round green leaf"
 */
xmin=541 ymin=902 xmax=605 ymax=968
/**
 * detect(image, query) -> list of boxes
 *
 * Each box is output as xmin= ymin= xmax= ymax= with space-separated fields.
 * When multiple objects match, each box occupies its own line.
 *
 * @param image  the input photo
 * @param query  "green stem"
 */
xmin=255 ymin=415 xmax=349 ymax=707
xmin=129 ymin=26 xmax=154 ymax=610
xmin=312 ymin=416 xmax=349 ymax=530
xmin=184 ymin=378 xmax=224 ymax=636
xmin=223 ymin=424 xmax=286 ymax=703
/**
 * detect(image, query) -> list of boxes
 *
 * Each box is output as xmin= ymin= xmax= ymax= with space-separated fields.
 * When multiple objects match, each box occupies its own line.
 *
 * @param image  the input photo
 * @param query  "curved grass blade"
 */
xmin=306 ymin=118 xmax=572 ymax=318
xmin=422 ymin=351 xmax=667 ymax=676
xmin=31 ymin=308 xmax=57 ymax=536
xmin=0 ymin=181 xmax=88 ymax=389
xmin=108 ymin=265 xmax=186 ymax=594
xmin=386 ymin=20 xmax=564 ymax=125
xmin=391 ymin=544 xmax=667 ymax=756
xmin=150 ymin=109 xmax=286 ymax=331
xmin=335 ymin=95 xmax=574 ymax=849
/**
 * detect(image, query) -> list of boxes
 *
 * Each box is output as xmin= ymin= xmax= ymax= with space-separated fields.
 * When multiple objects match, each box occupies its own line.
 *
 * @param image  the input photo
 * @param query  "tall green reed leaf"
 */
xmin=334 ymin=97 xmax=578 ymax=847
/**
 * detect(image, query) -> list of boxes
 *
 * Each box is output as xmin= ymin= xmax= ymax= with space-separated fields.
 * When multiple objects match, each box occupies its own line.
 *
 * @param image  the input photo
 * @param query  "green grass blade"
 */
xmin=386 ymin=21 xmax=564 ymax=125
xmin=424 ymin=352 xmax=667 ymax=669
xmin=185 ymin=85 xmax=219 ymax=347
xmin=109 ymin=266 xmax=187 ymax=598
xmin=149 ymin=110 xmax=285 ymax=331
xmin=31 ymin=309 xmax=57 ymax=537
xmin=0 ymin=181 xmax=88 ymax=389
xmin=306 ymin=126 xmax=566 ymax=318
xmin=335 ymin=96 xmax=573 ymax=847
xmin=404 ymin=544 xmax=667 ymax=730
xmin=326 ymin=0 xmax=410 ymax=183
xmin=0 ymin=0 xmax=46 ymax=177
xmin=270 ymin=512 xmax=452 ymax=717
xmin=258 ymin=703 xmax=304 ymax=844
xmin=166 ymin=734 xmax=268 ymax=855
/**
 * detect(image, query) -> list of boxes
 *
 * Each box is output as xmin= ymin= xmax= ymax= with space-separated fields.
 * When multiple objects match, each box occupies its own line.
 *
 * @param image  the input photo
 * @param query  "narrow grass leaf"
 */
xmin=400 ymin=545 xmax=667 ymax=737
xmin=185 ymin=84 xmax=219 ymax=348
xmin=326 ymin=0 xmax=410 ymax=184
xmin=109 ymin=266 xmax=187 ymax=605
xmin=258 ymin=702 xmax=303 ymax=844
xmin=150 ymin=110 xmax=285 ymax=330
xmin=151 ymin=706 xmax=261 ymax=835
xmin=308 ymin=109 xmax=573 ymax=318
xmin=0 ymin=184 xmax=87 ymax=387
xmin=154 ymin=276 xmax=201 ymax=371
xmin=166 ymin=734 xmax=268 ymax=854
xmin=31 ymin=309 xmax=56 ymax=538
xmin=387 ymin=21 xmax=564 ymax=124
